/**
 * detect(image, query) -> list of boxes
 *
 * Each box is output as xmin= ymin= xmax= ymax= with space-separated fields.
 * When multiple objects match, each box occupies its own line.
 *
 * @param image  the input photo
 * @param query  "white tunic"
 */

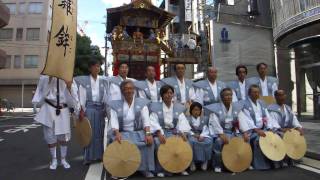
xmin=243 ymin=99 xmax=275 ymax=131
xmin=90 ymin=75 xmax=100 ymax=102
xmin=138 ymin=80 xmax=159 ymax=102
xmin=149 ymin=103 xmax=191 ymax=135
xmin=33 ymin=76 xmax=80 ymax=135
xmin=209 ymin=103 xmax=250 ymax=135
xmin=239 ymin=80 xmax=246 ymax=100
xmin=110 ymin=98 xmax=150 ymax=131
xmin=174 ymin=77 xmax=196 ymax=104
xmin=32 ymin=75 xmax=50 ymax=105
xmin=196 ymin=79 xmax=237 ymax=104
xmin=260 ymin=78 xmax=278 ymax=96
xmin=188 ymin=116 xmax=210 ymax=138
xmin=269 ymin=105 xmax=302 ymax=129
xmin=195 ymin=79 xmax=218 ymax=105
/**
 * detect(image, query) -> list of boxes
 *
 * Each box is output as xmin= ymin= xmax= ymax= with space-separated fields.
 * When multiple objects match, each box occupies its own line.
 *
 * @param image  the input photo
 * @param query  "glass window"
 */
xmin=24 ymin=55 xmax=39 ymax=68
xmin=5 ymin=55 xmax=11 ymax=69
xmin=0 ymin=28 xmax=13 ymax=40
xmin=28 ymin=2 xmax=43 ymax=14
xmin=14 ymin=55 xmax=22 ymax=69
xmin=5 ymin=3 xmax=16 ymax=15
xmin=19 ymin=3 xmax=26 ymax=14
xmin=26 ymin=28 xmax=40 ymax=41
xmin=0 ymin=55 xmax=11 ymax=69
xmin=16 ymin=28 xmax=23 ymax=41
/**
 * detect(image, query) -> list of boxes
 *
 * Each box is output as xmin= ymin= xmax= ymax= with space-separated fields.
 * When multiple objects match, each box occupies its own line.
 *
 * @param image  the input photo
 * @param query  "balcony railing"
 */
xmin=271 ymin=0 xmax=320 ymax=39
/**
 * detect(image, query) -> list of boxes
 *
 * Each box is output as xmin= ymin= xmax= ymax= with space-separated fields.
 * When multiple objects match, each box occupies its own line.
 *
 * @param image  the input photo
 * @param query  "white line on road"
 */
xmin=85 ymin=162 xmax=103 ymax=180
xmin=0 ymin=138 xmax=4 ymax=142
xmin=296 ymin=164 xmax=320 ymax=174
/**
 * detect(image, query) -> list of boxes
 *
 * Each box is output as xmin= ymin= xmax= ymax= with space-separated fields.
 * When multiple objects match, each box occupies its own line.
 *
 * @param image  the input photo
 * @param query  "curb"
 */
xmin=306 ymin=151 xmax=320 ymax=161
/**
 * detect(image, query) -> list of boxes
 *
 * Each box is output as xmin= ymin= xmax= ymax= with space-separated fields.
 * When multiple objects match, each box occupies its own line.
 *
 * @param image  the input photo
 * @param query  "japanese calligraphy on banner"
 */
xmin=42 ymin=0 xmax=77 ymax=82
xmin=185 ymin=0 xmax=192 ymax=22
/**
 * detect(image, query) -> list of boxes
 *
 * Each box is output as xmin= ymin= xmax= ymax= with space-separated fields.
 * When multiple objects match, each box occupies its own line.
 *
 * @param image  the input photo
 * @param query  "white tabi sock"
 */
xmin=49 ymin=147 xmax=57 ymax=159
xmin=60 ymin=146 xmax=68 ymax=159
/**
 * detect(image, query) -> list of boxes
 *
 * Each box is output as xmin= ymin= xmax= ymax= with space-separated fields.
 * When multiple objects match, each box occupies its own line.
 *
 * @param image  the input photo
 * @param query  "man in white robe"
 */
xmin=32 ymin=75 xmax=80 ymax=170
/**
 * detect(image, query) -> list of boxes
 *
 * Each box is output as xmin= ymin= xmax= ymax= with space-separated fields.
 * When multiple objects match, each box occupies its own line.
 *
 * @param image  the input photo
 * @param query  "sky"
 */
xmin=77 ymin=0 xmax=161 ymax=74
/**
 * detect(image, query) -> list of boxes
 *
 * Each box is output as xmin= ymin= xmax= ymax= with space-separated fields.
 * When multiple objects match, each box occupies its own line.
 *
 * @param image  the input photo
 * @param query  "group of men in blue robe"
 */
xmin=33 ymin=60 xmax=303 ymax=179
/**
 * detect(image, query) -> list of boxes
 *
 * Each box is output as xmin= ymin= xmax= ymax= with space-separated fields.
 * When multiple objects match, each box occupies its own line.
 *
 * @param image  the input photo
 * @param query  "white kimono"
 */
xmin=269 ymin=105 xmax=302 ymax=129
xmin=109 ymin=98 xmax=150 ymax=131
xmin=149 ymin=103 xmax=191 ymax=134
xmin=33 ymin=76 xmax=79 ymax=135
xmin=209 ymin=103 xmax=251 ymax=135
xmin=242 ymin=99 xmax=276 ymax=132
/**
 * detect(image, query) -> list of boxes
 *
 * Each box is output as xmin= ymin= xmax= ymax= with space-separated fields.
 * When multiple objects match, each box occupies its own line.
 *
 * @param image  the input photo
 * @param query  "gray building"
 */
xmin=0 ymin=0 xmax=52 ymax=108
xmin=0 ymin=0 xmax=10 ymax=68
xmin=206 ymin=0 xmax=275 ymax=81
xmin=160 ymin=0 xmax=203 ymax=79
xmin=271 ymin=0 xmax=320 ymax=119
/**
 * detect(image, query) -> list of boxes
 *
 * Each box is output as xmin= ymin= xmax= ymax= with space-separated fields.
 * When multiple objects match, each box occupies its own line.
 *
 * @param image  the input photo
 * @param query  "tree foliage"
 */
xmin=74 ymin=33 xmax=104 ymax=76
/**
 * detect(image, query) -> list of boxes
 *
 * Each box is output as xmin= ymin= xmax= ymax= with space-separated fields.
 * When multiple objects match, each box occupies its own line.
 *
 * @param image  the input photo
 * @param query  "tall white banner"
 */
xmin=185 ymin=0 xmax=192 ymax=22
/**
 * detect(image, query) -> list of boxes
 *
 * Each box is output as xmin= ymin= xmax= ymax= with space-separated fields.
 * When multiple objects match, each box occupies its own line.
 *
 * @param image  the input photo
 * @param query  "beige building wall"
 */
xmin=0 ymin=0 xmax=52 ymax=108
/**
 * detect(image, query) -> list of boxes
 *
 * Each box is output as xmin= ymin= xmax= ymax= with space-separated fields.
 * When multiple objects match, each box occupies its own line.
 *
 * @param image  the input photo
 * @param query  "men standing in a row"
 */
xmin=227 ymin=65 xmax=248 ymax=101
xmin=135 ymin=65 xmax=162 ymax=102
xmin=194 ymin=67 xmax=227 ymax=105
xmin=75 ymin=60 xmax=109 ymax=165
xmin=161 ymin=64 xmax=196 ymax=105
xmin=33 ymin=76 xmax=79 ymax=170
xmin=247 ymin=63 xmax=278 ymax=97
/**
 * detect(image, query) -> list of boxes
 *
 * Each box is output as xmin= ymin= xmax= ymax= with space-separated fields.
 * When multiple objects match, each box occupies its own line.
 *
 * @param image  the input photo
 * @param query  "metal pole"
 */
xmin=21 ymin=82 xmax=24 ymax=112
xmin=105 ymin=35 xmax=109 ymax=76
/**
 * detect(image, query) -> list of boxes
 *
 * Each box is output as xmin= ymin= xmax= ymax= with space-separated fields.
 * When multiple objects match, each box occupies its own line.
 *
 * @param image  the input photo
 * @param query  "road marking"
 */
xmin=0 ymin=138 xmax=4 ymax=142
xmin=31 ymin=164 xmax=49 ymax=171
xmin=85 ymin=162 xmax=103 ymax=180
xmin=296 ymin=164 xmax=320 ymax=174
xmin=3 ymin=124 xmax=41 ymax=134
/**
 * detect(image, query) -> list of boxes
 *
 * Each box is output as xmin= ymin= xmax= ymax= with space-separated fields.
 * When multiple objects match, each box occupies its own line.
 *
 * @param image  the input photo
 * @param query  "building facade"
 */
xmin=0 ymin=0 xmax=52 ymax=108
xmin=160 ymin=0 xmax=203 ymax=79
xmin=0 ymin=0 xmax=10 ymax=68
xmin=271 ymin=0 xmax=320 ymax=119
xmin=206 ymin=0 xmax=275 ymax=81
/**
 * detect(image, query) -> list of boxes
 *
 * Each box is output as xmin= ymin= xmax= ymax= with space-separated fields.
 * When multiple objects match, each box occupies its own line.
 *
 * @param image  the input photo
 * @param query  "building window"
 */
xmin=28 ymin=2 xmax=43 ymax=14
xmin=0 ymin=28 xmax=13 ymax=41
xmin=14 ymin=55 xmax=22 ymax=69
xmin=5 ymin=3 xmax=16 ymax=15
xmin=26 ymin=28 xmax=40 ymax=41
xmin=5 ymin=55 xmax=12 ymax=69
xmin=0 ymin=55 xmax=11 ymax=69
xmin=16 ymin=28 xmax=23 ymax=41
xmin=19 ymin=3 xmax=26 ymax=14
xmin=24 ymin=55 xmax=39 ymax=68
